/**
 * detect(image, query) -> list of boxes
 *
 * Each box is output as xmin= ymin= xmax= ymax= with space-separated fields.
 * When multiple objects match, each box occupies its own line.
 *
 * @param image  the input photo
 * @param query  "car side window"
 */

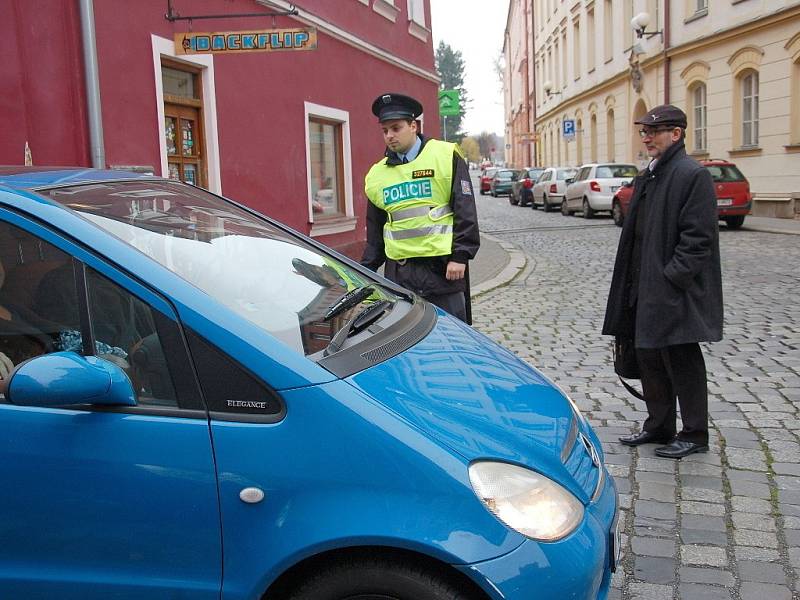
xmin=84 ymin=268 xmax=180 ymax=407
xmin=0 ymin=222 xmax=76 ymax=375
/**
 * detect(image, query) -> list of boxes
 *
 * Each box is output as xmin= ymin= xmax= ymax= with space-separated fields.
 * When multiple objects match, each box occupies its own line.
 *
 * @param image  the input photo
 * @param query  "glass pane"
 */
xmin=44 ymin=182 xmax=401 ymax=358
xmin=165 ymin=117 xmax=177 ymax=156
xmin=183 ymin=163 xmax=197 ymax=186
xmin=168 ymin=163 xmax=181 ymax=181
xmin=86 ymin=269 xmax=177 ymax=407
xmin=162 ymin=66 xmax=196 ymax=99
xmin=309 ymin=119 xmax=343 ymax=218
xmin=0 ymin=222 xmax=75 ymax=373
xmin=181 ymin=119 xmax=195 ymax=157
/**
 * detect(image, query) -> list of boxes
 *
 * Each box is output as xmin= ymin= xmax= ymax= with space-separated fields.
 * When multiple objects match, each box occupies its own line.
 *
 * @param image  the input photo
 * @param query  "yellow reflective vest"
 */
xmin=364 ymin=139 xmax=458 ymax=261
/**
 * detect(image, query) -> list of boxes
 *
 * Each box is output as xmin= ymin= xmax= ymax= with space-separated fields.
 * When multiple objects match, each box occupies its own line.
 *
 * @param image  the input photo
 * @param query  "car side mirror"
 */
xmin=6 ymin=351 xmax=136 ymax=408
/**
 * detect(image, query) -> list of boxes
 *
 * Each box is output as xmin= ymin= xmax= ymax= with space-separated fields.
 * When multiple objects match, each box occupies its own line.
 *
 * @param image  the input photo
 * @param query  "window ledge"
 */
xmin=408 ymin=19 xmax=430 ymax=42
xmin=310 ymin=216 xmax=357 ymax=237
xmin=784 ymin=143 xmax=800 ymax=153
xmin=684 ymin=8 xmax=708 ymax=25
xmin=689 ymin=150 xmax=710 ymax=158
xmin=373 ymin=0 xmax=400 ymax=22
xmin=728 ymin=146 xmax=762 ymax=157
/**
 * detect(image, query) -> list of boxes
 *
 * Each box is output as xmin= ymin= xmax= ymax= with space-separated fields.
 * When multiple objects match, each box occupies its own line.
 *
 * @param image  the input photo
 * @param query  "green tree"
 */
xmin=459 ymin=136 xmax=481 ymax=164
xmin=435 ymin=41 xmax=468 ymax=141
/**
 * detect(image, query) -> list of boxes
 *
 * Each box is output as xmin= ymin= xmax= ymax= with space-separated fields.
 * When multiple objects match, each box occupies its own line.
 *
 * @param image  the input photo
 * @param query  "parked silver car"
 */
xmin=531 ymin=167 xmax=578 ymax=212
xmin=562 ymin=163 xmax=639 ymax=218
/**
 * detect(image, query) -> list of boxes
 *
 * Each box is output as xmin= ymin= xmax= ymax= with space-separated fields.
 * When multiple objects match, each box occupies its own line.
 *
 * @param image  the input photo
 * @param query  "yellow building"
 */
xmin=504 ymin=0 xmax=800 ymax=217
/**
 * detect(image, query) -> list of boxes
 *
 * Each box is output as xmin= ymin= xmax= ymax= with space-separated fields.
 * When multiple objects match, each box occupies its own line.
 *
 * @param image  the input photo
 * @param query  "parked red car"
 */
xmin=479 ymin=167 xmax=498 ymax=195
xmin=612 ymin=159 xmax=752 ymax=229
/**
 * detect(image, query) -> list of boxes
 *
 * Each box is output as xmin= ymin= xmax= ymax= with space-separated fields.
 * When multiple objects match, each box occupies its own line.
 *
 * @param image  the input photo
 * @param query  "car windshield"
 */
xmin=496 ymin=170 xmax=514 ymax=180
xmin=705 ymin=165 xmax=746 ymax=182
xmin=596 ymin=165 xmax=638 ymax=178
xmin=41 ymin=180 xmax=399 ymax=357
xmin=556 ymin=169 xmax=578 ymax=180
xmin=527 ymin=169 xmax=544 ymax=179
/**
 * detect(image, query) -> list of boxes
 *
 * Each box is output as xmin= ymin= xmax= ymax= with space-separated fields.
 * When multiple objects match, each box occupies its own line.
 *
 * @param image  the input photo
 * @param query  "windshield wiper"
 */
xmin=324 ymin=299 xmax=392 ymax=355
xmin=323 ymin=285 xmax=376 ymax=321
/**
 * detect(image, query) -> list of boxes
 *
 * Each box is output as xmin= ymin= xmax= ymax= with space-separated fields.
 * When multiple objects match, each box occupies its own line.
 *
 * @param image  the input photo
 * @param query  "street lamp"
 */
xmin=631 ymin=12 xmax=662 ymax=40
xmin=543 ymin=81 xmax=561 ymax=98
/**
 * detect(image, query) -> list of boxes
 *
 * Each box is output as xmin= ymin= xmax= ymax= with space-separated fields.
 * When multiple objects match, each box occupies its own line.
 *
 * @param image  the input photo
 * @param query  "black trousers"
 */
xmin=427 ymin=292 xmax=467 ymax=322
xmin=635 ymin=343 xmax=709 ymax=445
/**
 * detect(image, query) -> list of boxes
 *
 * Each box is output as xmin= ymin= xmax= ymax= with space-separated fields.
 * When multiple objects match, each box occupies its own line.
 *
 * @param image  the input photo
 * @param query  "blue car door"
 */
xmin=0 ymin=214 xmax=221 ymax=598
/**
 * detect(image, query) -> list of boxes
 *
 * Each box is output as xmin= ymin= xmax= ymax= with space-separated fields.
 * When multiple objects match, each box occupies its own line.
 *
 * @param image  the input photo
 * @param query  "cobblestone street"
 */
xmin=470 ymin=183 xmax=800 ymax=600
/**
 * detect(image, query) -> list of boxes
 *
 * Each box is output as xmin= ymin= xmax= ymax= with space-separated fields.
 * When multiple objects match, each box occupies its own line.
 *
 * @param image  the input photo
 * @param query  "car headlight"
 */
xmin=468 ymin=461 xmax=584 ymax=541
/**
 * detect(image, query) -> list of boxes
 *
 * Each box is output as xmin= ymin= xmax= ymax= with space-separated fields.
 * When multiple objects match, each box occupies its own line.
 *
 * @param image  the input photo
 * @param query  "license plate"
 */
xmin=609 ymin=515 xmax=621 ymax=571
xmin=717 ymin=198 xmax=733 ymax=206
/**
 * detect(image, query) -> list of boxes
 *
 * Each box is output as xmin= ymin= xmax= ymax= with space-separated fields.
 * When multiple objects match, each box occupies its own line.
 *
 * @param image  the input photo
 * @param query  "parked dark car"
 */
xmin=490 ymin=168 xmax=519 ymax=197
xmin=510 ymin=167 xmax=546 ymax=206
xmin=479 ymin=167 xmax=498 ymax=195
xmin=612 ymin=159 xmax=752 ymax=229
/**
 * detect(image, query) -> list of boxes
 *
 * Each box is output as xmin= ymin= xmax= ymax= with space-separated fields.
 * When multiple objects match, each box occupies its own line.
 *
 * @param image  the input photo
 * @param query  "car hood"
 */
xmin=346 ymin=311 xmax=590 ymax=497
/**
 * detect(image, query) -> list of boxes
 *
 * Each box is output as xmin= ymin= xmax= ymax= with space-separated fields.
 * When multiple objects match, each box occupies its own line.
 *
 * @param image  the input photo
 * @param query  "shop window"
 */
xmin=308 ymin=118 xmax=344 ymax=218
xmin=161 ymin=61 xmax=206 ymax=188
xmin=304 ymin=103 xmax=355 ymax=235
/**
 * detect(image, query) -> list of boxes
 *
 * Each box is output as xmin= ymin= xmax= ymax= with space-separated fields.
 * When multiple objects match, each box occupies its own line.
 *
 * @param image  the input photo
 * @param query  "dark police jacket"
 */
xmin=360 ymin=134 xmax=480 ymax=297
xmin=602 ymin=141 xmax=723 ymax=348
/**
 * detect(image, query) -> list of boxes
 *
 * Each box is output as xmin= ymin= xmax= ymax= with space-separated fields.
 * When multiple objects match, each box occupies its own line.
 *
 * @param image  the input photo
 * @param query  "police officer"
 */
xmin=361 ymin=93 xmax=480 ymax=322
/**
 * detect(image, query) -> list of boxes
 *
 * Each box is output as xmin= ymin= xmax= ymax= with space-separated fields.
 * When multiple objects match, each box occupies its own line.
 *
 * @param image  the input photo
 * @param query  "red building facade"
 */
xmin=1 ymin=0 xmax=438 ymax=257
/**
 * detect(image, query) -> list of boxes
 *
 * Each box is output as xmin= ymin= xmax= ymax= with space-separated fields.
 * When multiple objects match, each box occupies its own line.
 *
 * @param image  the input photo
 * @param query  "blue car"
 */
xmin=0 ymin=167 xmax=618 ymax=600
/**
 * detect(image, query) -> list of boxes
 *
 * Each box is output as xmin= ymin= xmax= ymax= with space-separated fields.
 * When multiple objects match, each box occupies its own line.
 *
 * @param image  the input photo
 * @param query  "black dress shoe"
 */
xmin=654 ymin=439 xmax=709 ymax=459
xmin=618 ymin=430 xmax=674 ymax=447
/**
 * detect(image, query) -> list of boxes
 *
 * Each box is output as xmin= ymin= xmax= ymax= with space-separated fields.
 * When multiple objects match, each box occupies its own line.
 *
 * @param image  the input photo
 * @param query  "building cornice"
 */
xmin=666 ymin=4 xmax=800 ymax=59
xmin=255 ymin=0 xmax=439 ymax=83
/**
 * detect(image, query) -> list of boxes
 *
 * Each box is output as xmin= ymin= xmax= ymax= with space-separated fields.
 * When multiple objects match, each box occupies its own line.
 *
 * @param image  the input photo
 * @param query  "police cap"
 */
xmin=371 ymin=93 xmax=423 ymax=122
xmin=634 ymin=104 xmax=687 ymax=129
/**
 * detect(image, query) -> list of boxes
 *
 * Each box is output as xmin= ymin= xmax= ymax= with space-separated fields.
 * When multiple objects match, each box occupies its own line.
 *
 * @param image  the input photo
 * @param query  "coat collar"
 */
xmin=649 ymin=140 xmax=686 ymax=175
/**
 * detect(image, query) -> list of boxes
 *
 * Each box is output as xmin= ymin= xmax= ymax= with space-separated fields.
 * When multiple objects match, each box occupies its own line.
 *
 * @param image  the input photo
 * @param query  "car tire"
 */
xmin=279 ymin=556 xmax=479 ymax=600
xmin=612 ymin=200 xmax=624 ymax=227
xmin=725 ymin=215 xmax=745 ymax=229
xmin=542 ymin=195 xmax=552 ymax=212
xmin=561 ymin=198 xmax=571 ymax=216
xmin=582 ymin=198 xmax=595 ymax=219
xmin=509 ymin=192 xmax=518 ymax=205
xmin=531 ymin=195 xmax=538 ymax=209
xmin=479 ymin=189 xmax=485 ymax=196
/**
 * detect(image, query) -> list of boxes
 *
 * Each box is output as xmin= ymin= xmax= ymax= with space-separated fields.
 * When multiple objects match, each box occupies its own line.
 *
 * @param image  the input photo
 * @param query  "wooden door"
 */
xmin=164 ymin=103 xmax=204 ymax=188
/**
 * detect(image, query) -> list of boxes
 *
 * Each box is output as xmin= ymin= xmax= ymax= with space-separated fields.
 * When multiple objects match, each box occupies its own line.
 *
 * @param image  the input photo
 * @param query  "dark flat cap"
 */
xmin=634 ymin=104 xmax=687 ymax=128
xmin=371 ymin=93 xmax=423 ymax=122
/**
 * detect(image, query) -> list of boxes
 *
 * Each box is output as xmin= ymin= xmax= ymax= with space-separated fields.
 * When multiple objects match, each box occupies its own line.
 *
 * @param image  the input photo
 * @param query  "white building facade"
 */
xmin=504 ymin=0 xmax=800 ymax=217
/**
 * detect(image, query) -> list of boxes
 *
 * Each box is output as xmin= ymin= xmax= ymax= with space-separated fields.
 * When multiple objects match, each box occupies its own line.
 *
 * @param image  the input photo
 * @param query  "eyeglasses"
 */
xmin=638 ymin=127 xmax=677 ymax=139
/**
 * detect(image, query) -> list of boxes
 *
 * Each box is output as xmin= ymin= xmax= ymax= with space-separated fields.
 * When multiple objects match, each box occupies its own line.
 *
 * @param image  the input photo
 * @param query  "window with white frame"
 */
xmin=408 ymin=0 xmax=425 ymax=26
xmin=741 ymin=71 xmax=759 ymax=147
xmin=696 ymin=0 xmax=708 ymax=11
xmin=692 ymin=83 xmax=708 ymax=152
xmin=304 ymin=103 xmax=354 ymax=232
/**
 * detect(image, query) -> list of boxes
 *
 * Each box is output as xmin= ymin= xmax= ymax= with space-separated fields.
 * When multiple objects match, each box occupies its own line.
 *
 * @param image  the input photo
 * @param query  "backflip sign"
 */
xmin=175 ymin=28 xmax=317 ymax=55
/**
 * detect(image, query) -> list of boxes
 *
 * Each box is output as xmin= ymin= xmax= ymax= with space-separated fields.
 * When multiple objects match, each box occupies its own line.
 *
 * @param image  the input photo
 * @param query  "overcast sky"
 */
xmin=430 ymin=0 xmax=510 ymax=136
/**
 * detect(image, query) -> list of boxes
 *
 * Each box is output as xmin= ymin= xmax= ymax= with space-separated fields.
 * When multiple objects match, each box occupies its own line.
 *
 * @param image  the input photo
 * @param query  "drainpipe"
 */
xmin=523 ymin=0 xmax=531 ymax=166
xmin=663 ymin=0 xmax=671 ymax=104
xmin=79 ymin=0 xmax=106 ymax=168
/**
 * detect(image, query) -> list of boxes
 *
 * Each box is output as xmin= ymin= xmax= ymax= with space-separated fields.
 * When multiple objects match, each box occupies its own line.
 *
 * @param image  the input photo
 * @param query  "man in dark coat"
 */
xmin=602 ymin=104 xmax=723 ymax=459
